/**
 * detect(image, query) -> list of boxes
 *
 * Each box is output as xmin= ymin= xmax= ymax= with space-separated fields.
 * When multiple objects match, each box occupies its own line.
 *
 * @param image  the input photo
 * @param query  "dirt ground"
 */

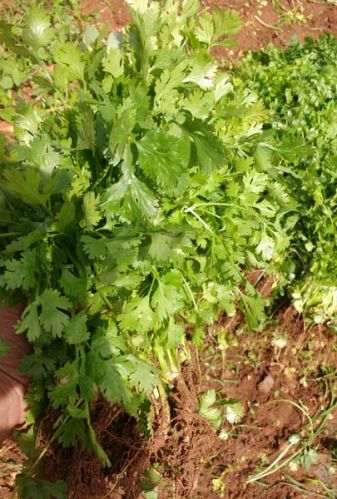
xmin=82 ymin=0 xmax=337 ymax=57
xmin=207 ymin=0 xmax=337 ymax=59
xmin=1 ymin=1 xmax=337 ymax=498
xmin=197 ymin=306 xmax=337 ymax=498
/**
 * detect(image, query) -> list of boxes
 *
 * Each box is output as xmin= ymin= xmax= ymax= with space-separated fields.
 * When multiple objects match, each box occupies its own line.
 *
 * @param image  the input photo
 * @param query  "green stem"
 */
xmin=0 ymin=232 xmax=20 ymax=238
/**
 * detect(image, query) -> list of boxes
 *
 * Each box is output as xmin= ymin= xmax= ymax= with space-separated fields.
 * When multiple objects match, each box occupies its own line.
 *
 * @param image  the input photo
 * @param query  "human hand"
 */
xmin=0 ymin=303 xmax=31 ymax=443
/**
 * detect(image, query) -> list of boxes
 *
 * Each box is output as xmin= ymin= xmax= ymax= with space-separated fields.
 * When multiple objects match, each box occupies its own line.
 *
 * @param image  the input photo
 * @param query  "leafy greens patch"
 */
xmin=0 ymin=0 xmax=291 ymax=462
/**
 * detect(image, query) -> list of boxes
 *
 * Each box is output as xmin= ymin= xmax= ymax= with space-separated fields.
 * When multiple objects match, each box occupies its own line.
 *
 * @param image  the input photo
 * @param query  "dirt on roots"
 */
xmin=36 ymin=304 xmax=337 ymax=498
xmin=40 ymin=355 xmax=220 ymax=499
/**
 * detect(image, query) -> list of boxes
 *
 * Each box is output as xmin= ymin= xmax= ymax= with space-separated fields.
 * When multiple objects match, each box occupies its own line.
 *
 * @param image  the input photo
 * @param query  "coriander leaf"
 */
xmin=195 ymin=12 xmax=214 ymax=47
xmin=102 ymin=171 xmax=159 ymax=222
xmin=64 ymin=312 xmax=89 ymax=345
xmin=22 ymin=6 xmax=53 ymax=51
xmin=55 ymin=201 xmax=76 ymax=231
xmin=16 ymin=476 xmax=67 ymax=499
xmin=82 ymin=192 xmax=101 ymax=230
xmin=151 ymin=281 xmax=184 ymax=322
xmin=20 ymin=352 xmax=56 ymax=380
xmin=213 ymin=9 xmax=242 ymax=37
xmin=39 ymin=289 xmax=71 ymax=338
xmin=76 ymin=106 xmax=96 ymax=151
xmin=117 ymin=296 xmax=154 ymax=334
xmin=183 ymin=58 xmax=217 ymax=89
xmin=256 ymin=232 xmax=275 ymax=261
xmin=1 ymin=168 xmax=47 ymax=207
xmin=102 ymin=48 xmax=124 ymax=78
xmin=83 ymin=25 xmax=99 ymax=47
xmin=166 ymin=318 xmax=184 ymax=348
xmin=240 ymin=293 xmax=265 ymax=330
xmin=127 ymin=356 xmax=157 ymax=392
xmin=1 ymin=249 xmax=37 ymax=291
xmin=137 ymin=129 xmax=190 ymax=191
xmin=81 ymin=235 xmax=107 ymax=259
xmin=16 ymin=302 xmax=42 ymax=342
xmin=49 ymin=361 xmax=79 ymax=408
xmin=60 ymin=269 xmax=87 ymax=299
xmin=148 ymin=232 xmax=189 ymax=262
xmin=183 ymin=89 xmax=213 ymax=120
xmin=56 ymin=418 xmax=87 ymax=448
xmin=99 ymin=361 xmax=133 ymax=407
xmin=54 ymin=42 xmax=85 ymax=81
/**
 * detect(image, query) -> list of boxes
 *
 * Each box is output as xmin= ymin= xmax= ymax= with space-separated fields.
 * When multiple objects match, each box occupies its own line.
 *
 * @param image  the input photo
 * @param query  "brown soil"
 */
xmin=42 ymin=402 xmax=153 ymax=498
xmin=40 ymin=361 xmax=220 ymax=499
xmin=206 ymin=0 xmax=337 ymax=61
xmin=197 ymin=306 xmax=337 ymax=497
xmin=0 ymin=439 xmax=25 ymax=498
xmin=81 ymin=0 xmax=130 ymax=29
xmin=81 ymin=0 xmax=337 ymax=60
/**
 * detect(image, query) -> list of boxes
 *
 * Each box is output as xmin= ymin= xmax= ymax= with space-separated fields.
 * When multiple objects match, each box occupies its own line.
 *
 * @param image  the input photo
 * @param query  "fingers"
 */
xmin=0 ymin=302 xmax=31 ymax=442
xmin=0 ymin=372 xmax=26 ymax=444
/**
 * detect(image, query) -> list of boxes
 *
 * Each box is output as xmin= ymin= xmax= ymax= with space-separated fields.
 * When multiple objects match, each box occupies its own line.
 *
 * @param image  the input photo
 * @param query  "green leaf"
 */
xmin=151 ymin=280 xmax=184 ymax=322
xmin=256 ymin=232 xmax=275 ymax=261
xmin=99 ymin=361 xmax=133 ymax=407
xmin=166 ymin=319 xmax=184 ymax=348
xmin=183 ymin=89 xmax=213 ymax=120
xmin=83 ymin=25 xmax=99 ymax=47
xmin=213 ymin=9 xmax=242 ymax=37
xmin=183 ymin=58 xmax=217 ymax=89
xmin=60 ymin=269 xmax=87 ymax=299
xmin=137 ymin=129 xmax=190 ymax=191
xmin=127 ymin=356 xmax=157 ymax=392
xmin=199 ymin=389 xmax=222 ymax=429
xmin=240 ymin=293 xmax=265 ymax=330
xmin=1 ymin=168 xmax=47 ymax=207
xmin=190 ymin=128 xmax=226 ymax=173
xmin=82 ymin=192 xmax=101 ymax=230
xmin=16 ymin=302 xmax=42 ymax=342
xmin=20 ymin=352 xmax=56 ymax=379
xmin=54 ymin=42 xmax=85 ymax=81
xmin=118 ymin=296 xmax=154 ymax=334
xmin=53 ymin=202 xmax=75 ymax=233
xmin=56 ymin=417 xmax=87 ymax=448
xmin=195 ymin=12 xmax=214 ymax=47
xmin=81 ymin=235 xmax=107 ymax=259
xmin=64 ymin=312 xmax=89 ymax=345
xmin=76 ymin=106 xmax=96 ymax=151
xmin=148 ymin=232 xmax=191 ymax=262
xmin=103 ymin=169 xmax=159 ymax=222
xmin=16 ymin=476 xmax=67 ymax=499
xmin=181 ymin=0 xmax=199 ymax=18
xmin=225 ymin=401 xmax=244 ymax=424
xmin=22 ymin=6 xmax=53 ymax=51
xmin=108 ymin=100 xmax=136 ymax=153
xmin=1 ymin=250 xmax=37 ymax=291
xmin=103 ymin=48 xmax=124 ymax=78
xmin=39 ymin=290 xmax=71 ymax=338
xmin=49 ymin=361 xmax=79 ymax=408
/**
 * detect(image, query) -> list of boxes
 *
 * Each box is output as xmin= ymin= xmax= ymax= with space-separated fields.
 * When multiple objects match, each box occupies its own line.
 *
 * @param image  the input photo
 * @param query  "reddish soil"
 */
xmin=81 ymin=0 xmax=337 ymax=60
xmin=0 ymin=439 xmax=25 ymax=498
xmin=206 ymin=0 xmax=337 ymax=60
xmin=197 ymin=306 xmax=337 ymax=497
xmin=81 ymin=0 xmax=130 ymax=29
